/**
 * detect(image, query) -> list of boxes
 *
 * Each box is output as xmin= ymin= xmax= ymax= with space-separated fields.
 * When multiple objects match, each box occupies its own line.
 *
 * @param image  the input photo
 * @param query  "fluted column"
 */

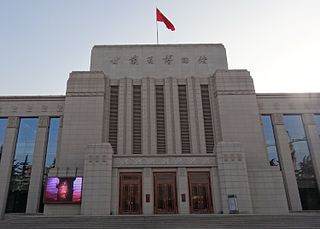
xmin=186 ymin=77 xmax=198 ymax=154
xmin=171 ymin=79 xmax=182 ymax=154
xmin=187 ymin=77 xmax=206 ymax=154
xmin=117 ymin=79 xmax=127 ymax=155
xmin=149 ymin=79 xmax=157 ymax=155
xmin=164 ymin=78 xmax=175 ymax=154
xmin=142 ymin=79 xmax=148 ymax=155
xmin=125 ymin=79 xmax=133 ymax=154
xmin=194 ymin=79 xmax=207 ymax=154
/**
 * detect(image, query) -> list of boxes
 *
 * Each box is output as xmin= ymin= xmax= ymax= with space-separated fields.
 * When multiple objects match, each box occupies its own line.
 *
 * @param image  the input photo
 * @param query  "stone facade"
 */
xmin=0 ymin=44 xmax=320 ymax=217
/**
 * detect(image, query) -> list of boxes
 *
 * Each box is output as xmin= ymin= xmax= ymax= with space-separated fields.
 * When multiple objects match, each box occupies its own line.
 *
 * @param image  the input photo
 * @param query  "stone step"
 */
xmin=1 ymin=214 xmax=320 ymax=229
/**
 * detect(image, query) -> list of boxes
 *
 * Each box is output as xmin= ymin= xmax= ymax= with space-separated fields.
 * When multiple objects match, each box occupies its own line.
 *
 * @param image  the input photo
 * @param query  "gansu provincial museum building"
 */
xmin=0 ymin=44 xmax=320 ymax=216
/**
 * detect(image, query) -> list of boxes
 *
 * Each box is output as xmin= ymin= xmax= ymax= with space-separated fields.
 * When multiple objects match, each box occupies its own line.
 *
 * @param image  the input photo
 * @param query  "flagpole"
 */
xmin=156 ymin=19 xmax=159 ymax=45
xmin=155 ymin=0 xmax=159 ymax=45
xmin=155 ymin=4 xmax=159 ymax=45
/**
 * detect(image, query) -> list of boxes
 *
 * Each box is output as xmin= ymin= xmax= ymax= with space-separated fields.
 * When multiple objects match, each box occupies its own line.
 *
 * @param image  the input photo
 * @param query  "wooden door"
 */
xmin=188 ymin=172 xmax=213 ymax=214
xmin=154 ymin=173 xmax=177 ymax=214
xmin=119 ymin=173 xmax=142 ymax=214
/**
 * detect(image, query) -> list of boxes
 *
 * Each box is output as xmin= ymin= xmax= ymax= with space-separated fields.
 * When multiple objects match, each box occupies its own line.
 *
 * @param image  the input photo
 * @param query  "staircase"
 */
xmin=1 ymin=214 xmax=320 ymax=229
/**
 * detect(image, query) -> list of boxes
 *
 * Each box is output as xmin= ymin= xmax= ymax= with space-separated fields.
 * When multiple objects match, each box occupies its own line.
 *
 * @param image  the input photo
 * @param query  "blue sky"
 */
xmin=1 ymin=0 xmax=320 ymax=95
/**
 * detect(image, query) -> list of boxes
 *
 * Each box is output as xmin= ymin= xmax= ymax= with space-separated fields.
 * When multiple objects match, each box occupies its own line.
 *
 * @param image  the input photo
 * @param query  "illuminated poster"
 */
xmin=44 ymin=177 xmax=82 ymax=203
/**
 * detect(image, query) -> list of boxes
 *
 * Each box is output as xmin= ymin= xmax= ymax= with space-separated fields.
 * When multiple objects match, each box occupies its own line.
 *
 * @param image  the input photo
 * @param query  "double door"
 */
xmin=188 ymin=172 xmax=213 ymax=213
xmin=154 ymin=173 xmax=178 ymax=214
xmin=119 ymin=173 xmax=142 ymax=214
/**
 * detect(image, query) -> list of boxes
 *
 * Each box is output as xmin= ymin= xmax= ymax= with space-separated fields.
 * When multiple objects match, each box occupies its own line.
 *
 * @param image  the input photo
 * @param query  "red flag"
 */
xmin=156 ymin=8 xmax=175 ymax=31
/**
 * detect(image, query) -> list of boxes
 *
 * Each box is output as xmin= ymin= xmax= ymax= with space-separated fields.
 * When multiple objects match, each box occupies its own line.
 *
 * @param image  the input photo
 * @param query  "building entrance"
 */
xmin=188 ymin=172 xmax=213 ymax=214
xmin=119 ymin=173 xmax=142 ymax=214
xmin=154 ymin=173 xmax=177 ymax=214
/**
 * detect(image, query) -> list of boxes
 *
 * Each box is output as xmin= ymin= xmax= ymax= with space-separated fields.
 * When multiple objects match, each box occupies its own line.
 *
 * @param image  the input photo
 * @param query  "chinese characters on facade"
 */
xmin=109 ymin=55 xmax=208 ymax=65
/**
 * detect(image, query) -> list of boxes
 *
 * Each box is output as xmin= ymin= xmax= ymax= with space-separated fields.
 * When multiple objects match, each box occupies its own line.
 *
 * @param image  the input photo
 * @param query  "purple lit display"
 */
xmin=44 ymin=177 xmax=82 ymax=203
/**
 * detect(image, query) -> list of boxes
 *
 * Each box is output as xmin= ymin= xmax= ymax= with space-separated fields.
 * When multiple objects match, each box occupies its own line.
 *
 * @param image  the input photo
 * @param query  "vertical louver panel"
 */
xmin=132 ymin=85 xmax=142 ymax=154
xmin=109 ymin=86 xmax=119 ymax=154
xmin=155 ymin=85 xmax=166 ymax=154
xmin=200 ymin=85 xmax=214 ymax=153
xmin=178 ymin=85 xmax=191 ymax=154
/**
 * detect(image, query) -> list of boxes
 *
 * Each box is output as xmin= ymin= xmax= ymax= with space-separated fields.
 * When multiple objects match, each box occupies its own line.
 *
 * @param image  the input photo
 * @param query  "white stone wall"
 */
xmin=216 ymin=142 xmax=253 ymax=214
xmin=211 ymin=70 xmax=289 ymax=213
xmin=257 ymin=93 xmax=320 ymax=114
xmin=57 ymin=71 xmax=106 ymax=168
xmin=81 ymin=143 xmax=113 ymax=215
xmin=0 ymin=96 xmax=65 ymax=117
xmin=1 ymin=44 xmax=320 ymax=216
xmin=90 ymin=44 xmax=228 ymax=79
xmin=248 ymin=168 xmax=288 ymax=213
xmin=45 ymin=71 xmax=107 ymax=215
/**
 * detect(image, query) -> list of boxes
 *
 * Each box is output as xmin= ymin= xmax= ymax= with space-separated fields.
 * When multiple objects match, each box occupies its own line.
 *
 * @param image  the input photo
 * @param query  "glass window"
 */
xmin=39 ymin=117 xmax=60 ymax=212
xmin=0 ymin=118 xmax=8 ymax=162
xmin=284 ymin=115 xmax=320 ymax=210
xmin=315 ymin=114 xmax=320 ymax=138
xmin=261 ymin=115 xmax=280 ymax=166
xmin=6 ymin=118 xmax=38 ymax=213
xmin=44 ymin=117 xmax=60 ymax=174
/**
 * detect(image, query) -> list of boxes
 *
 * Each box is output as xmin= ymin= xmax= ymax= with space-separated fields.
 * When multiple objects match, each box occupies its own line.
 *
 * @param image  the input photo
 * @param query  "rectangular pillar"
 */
xmin=26 ymin=116 xmax=50 ymax=214
xmin=211 ymin=167 xmax=222 ymax=213
xmin=177 ymin=168 xmax=189 ymax=214
xmin=142 ymin=168 xmax=153 ymax=215
xmin=0 ymin=117 xmax=19 ymax=219
xmin=111 ymin=168 xmax=119 ymax=215
xmin=272 ymin=113 xmax=302 ymax=211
